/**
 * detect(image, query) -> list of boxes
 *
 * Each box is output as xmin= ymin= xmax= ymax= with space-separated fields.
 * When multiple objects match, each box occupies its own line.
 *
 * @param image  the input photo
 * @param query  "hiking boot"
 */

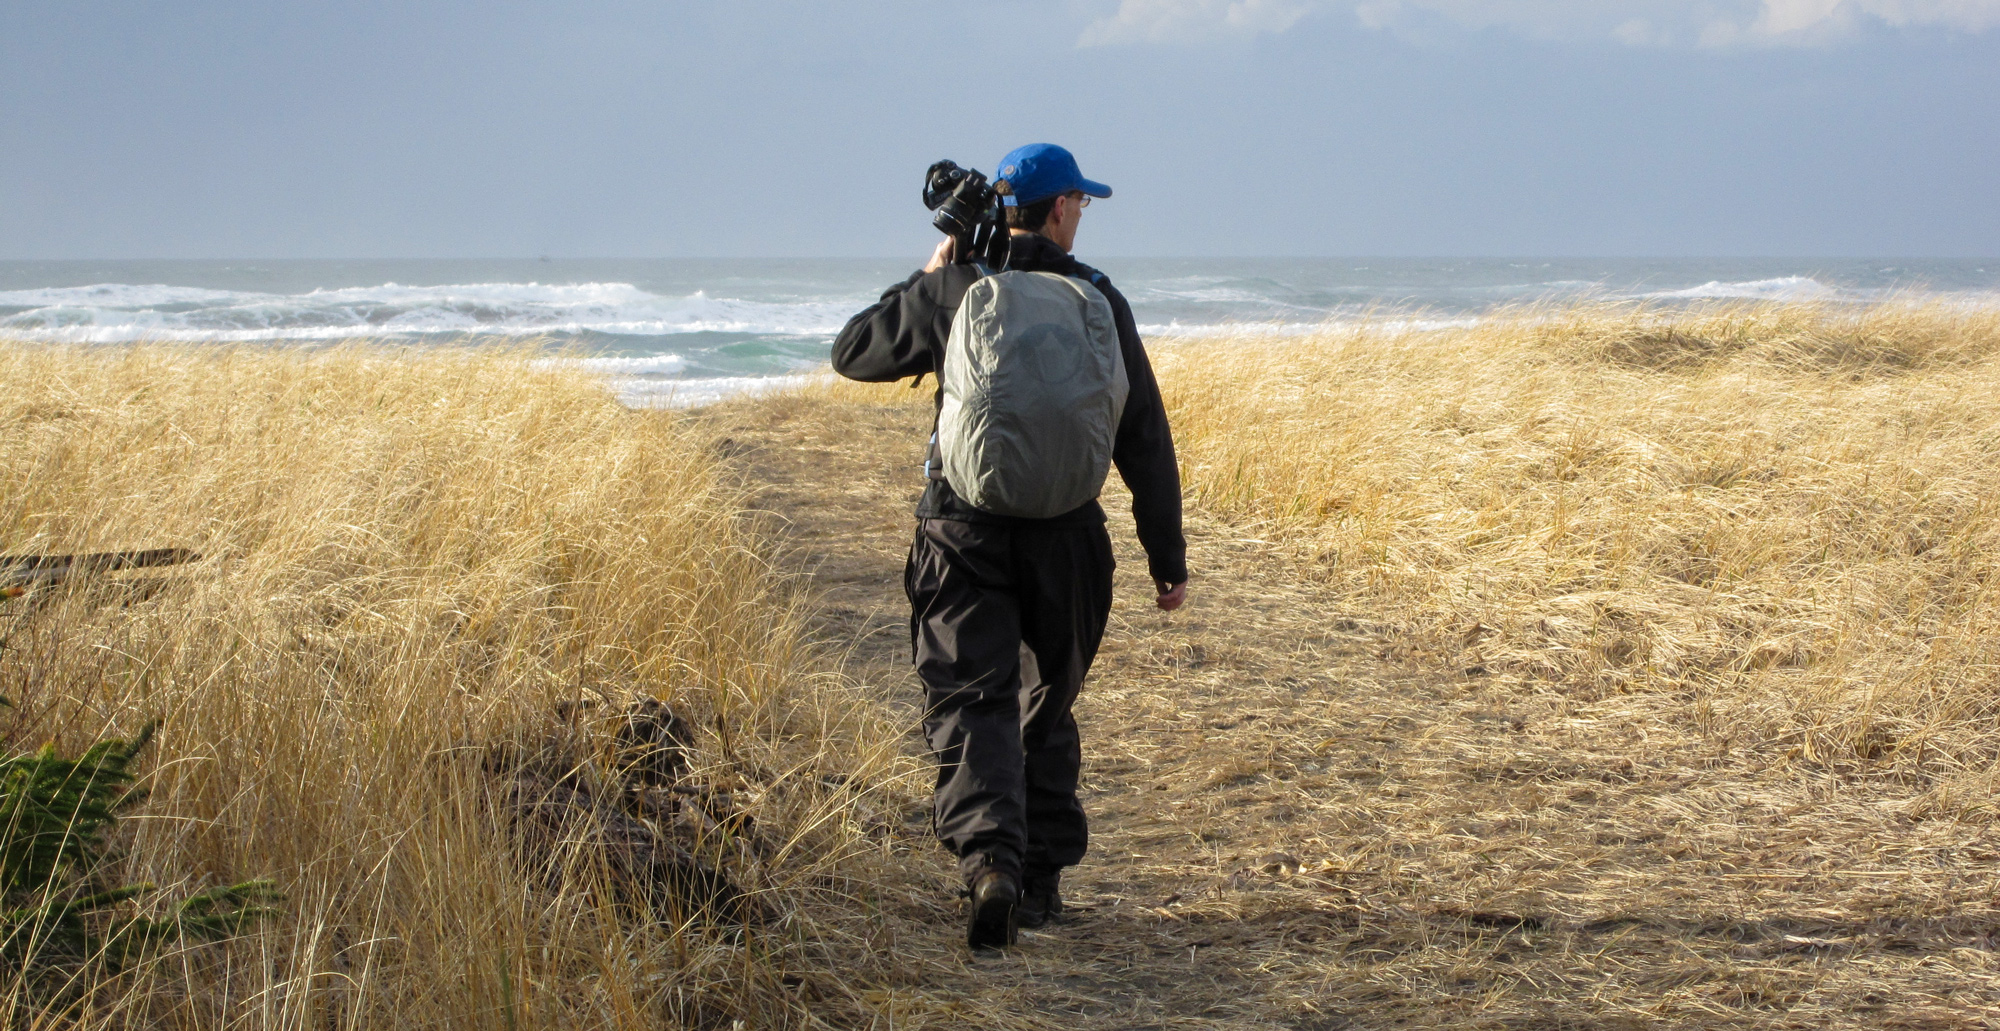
xmin=1017 ymin=870 xmax=1063 ymax=929
xmin=965 ymin=870 xmax=1019 ymax=951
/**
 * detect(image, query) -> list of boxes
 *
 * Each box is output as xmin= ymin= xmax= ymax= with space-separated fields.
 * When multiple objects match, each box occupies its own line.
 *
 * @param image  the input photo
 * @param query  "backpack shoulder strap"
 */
xmin=1066 ymin=260 xmax=1109 ymax=290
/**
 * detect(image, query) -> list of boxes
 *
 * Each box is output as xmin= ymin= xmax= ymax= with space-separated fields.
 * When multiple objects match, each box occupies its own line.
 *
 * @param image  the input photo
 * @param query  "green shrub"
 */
xmin=1 ymin=696 xmax=278 ymax=988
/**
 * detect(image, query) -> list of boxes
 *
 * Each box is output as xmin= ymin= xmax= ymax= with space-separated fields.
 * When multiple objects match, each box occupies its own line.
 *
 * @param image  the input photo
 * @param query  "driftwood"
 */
xmin=1 ymin=548 xmax=200 ymax=590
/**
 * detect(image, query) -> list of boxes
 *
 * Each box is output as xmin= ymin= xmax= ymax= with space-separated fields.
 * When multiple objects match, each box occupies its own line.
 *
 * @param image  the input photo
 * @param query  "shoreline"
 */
xmin=11 ymin=293 xmax=2000 ymax=414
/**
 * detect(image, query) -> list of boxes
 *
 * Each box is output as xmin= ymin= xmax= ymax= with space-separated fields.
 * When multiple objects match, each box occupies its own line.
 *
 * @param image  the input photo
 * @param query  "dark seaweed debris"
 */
xmin=488 ymin=699 xmax=763 ymax=925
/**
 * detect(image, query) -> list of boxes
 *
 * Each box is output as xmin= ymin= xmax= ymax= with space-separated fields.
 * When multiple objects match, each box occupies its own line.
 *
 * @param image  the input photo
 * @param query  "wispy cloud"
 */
xmin=1361 ymin=0 xmax=2000 ymax=45
xmin=1077 ymin=0 xmax=1314 ymax=45
xmin=1078 ymin=0 xmax=2000 ymax=46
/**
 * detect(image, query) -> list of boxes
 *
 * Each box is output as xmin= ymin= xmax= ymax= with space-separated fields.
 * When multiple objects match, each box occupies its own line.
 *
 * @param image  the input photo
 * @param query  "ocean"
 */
xmin=3 ymin=258 xmax=1994 ymax=406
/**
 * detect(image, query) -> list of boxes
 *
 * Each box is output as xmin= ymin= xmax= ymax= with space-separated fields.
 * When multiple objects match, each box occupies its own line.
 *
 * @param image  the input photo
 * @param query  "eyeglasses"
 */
xmin=1071 ymin=193 xmax=1091 ymax=208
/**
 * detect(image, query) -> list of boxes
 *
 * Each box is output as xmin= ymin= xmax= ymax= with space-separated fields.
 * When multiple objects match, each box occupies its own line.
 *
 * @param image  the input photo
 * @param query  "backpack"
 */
xmin=935 ymin=269 xmax=1130 ymax=519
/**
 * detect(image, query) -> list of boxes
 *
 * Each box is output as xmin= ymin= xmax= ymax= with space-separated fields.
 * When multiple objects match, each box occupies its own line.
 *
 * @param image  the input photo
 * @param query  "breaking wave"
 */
xmin=1642 ymin=276 xmax=1847 ymax=302
xmin=0 ymin=281 xmax=861 ymax=344
xmin=5 ymin=260 xmax=1993 ymax=407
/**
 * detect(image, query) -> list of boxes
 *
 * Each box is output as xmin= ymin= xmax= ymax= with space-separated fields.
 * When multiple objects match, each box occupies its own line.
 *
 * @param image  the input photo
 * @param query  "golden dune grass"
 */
xmin=0 ymin=344 xmax=918 ymax=1029
xmin=713 ymin=353 xmax=2000 ymax=1030
xmin=1157 ymin=301 xmax=2000 ymax=799
xmin=11 ymin=299 xmax=2000 ymax=1028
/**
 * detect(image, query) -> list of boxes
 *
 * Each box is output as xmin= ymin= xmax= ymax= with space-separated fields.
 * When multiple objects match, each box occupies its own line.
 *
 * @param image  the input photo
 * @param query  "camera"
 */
xmin=924 ymin=160 xmax=998 ymax=241
xmin=923 ymin=160 xmax=1005 ymax=266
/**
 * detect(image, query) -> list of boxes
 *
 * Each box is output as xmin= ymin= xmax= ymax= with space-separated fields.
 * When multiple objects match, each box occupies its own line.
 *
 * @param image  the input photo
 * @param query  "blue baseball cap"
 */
xmin=995 ymin=144 xmax=1112 ymax=207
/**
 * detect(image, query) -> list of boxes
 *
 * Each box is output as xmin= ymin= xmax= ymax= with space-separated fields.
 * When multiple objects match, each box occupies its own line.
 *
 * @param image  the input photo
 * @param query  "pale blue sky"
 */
xmin=3 ymin=1 xmax=1995 ymax=257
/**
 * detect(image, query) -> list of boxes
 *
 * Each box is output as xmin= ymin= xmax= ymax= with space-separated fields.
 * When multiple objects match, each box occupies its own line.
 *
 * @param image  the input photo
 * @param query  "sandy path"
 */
xmin=701 ymin=392 xmax=1997 ymax=1031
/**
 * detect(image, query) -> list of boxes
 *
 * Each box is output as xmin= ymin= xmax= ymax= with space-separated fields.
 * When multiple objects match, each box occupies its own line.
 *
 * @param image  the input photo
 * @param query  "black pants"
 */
xmin=905 ymin=517 xmax=1115 ymax=885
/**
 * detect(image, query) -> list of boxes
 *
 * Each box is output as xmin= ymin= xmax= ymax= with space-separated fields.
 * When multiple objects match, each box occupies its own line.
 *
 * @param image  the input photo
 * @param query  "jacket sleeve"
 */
xmin=831 ymin=267 xmax=975 ymax=383
xmin=1101 ymin=281 xmax=1190 ymax=586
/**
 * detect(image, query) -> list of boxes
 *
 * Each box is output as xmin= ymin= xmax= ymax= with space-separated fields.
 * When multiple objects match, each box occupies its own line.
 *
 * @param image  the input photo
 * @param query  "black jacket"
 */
xmin=831 ymin=233 xmax=1188 ymax=586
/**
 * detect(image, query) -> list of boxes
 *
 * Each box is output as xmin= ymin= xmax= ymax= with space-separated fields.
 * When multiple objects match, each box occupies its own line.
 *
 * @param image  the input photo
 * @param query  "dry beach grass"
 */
xmin=0 ymin=345 xmax=920 ymax=1028
xmin=1162 ymin=301 xmax=2000 ymax=788
xmin=6 ymin=301 xmax=2000 ymax=1028
xmin=719 ymin=300 xmax=2000 ymax=1028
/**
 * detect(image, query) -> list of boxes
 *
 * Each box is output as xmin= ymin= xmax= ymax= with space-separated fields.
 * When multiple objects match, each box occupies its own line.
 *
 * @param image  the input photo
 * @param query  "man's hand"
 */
xmin=1155 ymin=580 xmax=1187 ymax=612
xmin=922 ymin=236 xmax=956 ymax=273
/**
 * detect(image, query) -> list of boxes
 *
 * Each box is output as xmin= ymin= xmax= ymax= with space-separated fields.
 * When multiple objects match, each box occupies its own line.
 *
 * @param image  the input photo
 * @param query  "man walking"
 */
xmin=832 ymin=144 xmax=1189 ymax=950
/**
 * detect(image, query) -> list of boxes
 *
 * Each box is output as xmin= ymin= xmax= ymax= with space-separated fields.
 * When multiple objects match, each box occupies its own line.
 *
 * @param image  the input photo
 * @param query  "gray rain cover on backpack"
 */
xmin=938 ymin=270 xmax=1130 ymax=519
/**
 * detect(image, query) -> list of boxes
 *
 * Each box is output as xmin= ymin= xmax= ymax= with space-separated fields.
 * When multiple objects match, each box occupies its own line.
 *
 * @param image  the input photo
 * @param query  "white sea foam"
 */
xmin=1134 ymin=284 xmax=1336 ymax=313
xmin=613 ymin=373 xmax=833 ymax=409
xmin=544 ymin=353 xmax=691 ymax=375
xmin=0 ymin=281 xmax=861 ymax=343
xmin=1139 ymin=316 xmax=1483 ymax=338
xmin=1465 ymin=278 xmax=1604 ymax=297
xmin=1644 ymin=276 xmax=1844 ymax=301
xmin=1138 ymin=321 xmax=1329 ymax=337
xmin=0 ymin=283 xmax=245 ymax=307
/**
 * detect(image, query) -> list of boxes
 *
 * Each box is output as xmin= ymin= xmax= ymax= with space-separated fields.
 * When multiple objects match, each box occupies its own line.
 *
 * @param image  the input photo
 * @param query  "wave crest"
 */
xmin=0 ymin=280 xmax=861 ymax=343
xmin=1645 ymin=276 xmax=1843 ymax=301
